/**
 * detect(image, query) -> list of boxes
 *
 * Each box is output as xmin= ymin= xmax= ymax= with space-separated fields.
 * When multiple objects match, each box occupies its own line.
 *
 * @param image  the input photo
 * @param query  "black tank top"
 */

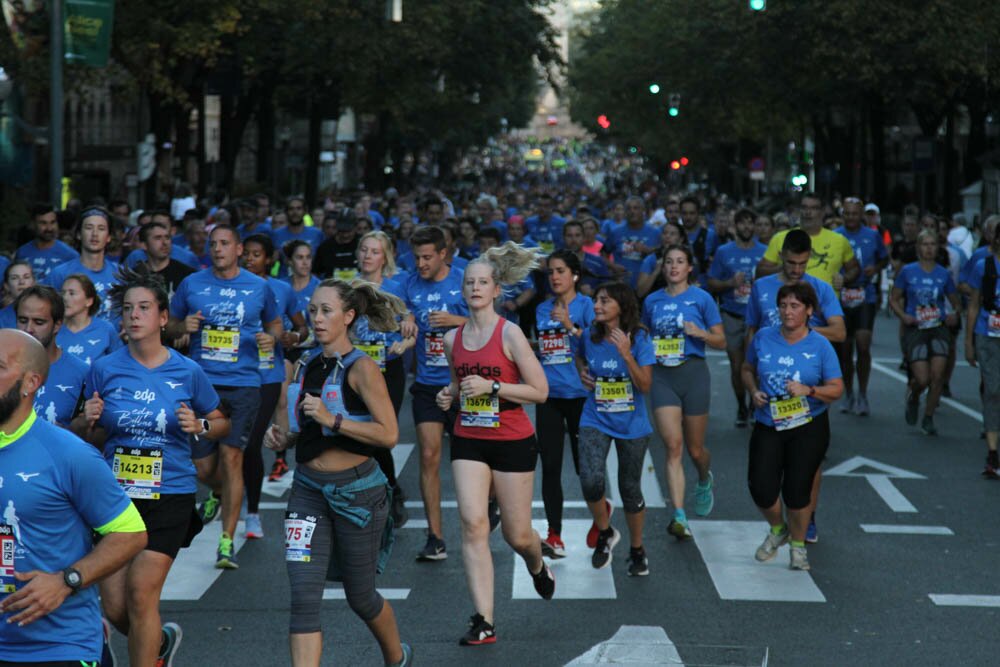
xmin=295 ymin=353 xmax=376 ymax=463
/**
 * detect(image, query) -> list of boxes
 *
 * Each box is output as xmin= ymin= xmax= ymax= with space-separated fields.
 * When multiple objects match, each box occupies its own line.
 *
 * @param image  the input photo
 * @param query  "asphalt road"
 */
xmin=118 ymin=313 xmax=999 ymax=666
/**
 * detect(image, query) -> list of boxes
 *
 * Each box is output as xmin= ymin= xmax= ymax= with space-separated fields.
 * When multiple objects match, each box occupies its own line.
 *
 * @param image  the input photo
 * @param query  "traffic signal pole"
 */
xmin=50 ymin=0 xmax=64 ymax=206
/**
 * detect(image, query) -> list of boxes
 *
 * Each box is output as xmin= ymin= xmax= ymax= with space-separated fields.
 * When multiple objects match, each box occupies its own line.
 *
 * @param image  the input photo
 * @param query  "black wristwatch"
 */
xmin=200 ymin=419 xmax=211 ymax=435
xmin=491 ymin=381 xmax=501 ymax=396
xmin=63 ymin=568 xmax=83 ymax=595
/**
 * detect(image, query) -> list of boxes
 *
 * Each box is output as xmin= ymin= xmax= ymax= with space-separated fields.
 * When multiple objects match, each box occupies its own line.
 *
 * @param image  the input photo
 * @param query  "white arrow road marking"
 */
xmin=825 ymin=456 xmax=926 ymax=513
xmin=512 ymin=520 xmax=616 ymax=600
xmin=689 ymin=520 xmax=825 ymax=602
xmin=162 ymin=521 xmax=248 ymax=600
xmin=929 ymin=595 xmax=1000 ymax=608
xmin=565 ymin=625 xmax=684 ymax=665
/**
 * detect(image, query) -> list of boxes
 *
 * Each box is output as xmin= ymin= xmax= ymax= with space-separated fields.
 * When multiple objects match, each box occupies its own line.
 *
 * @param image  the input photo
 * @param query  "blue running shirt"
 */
xmin=44 ymin=258 xmax=120 ymax=321
xmin=604 ymin=224 xmax=661 ymax=288
xmin=15 ymin=240 xmax=79 ymax=283
xmin=352 ymin=277 xmax=406 ymax=370
xmin=169 ymin=268 xmax=280 ymax=386
xmin=746 ymin=274 xmax=844 ymax=331
xmin=746 ymin=326 xmax=842 ymax=428
xmin=893 ymin=262 xmax=956 ymax=328
xmin=707 ymin=241 xmax=768 ymax=316
xmin=403 ymin=267 xmax=468 ymax=386
xmin=536 ymin=295 xmax=594 ymax=399
xmin=57 ymin=317 xmax=122 ymax=366
xmin=35 ymin=352 xmax=89 ymax=427
xmin=642 ymin=286 xmax=722 ymax=365
xmin=87 ymin=347 xmax=220 ymax=496
xmin=835 ymin=225 xmax=888 ymax=306
xmin=0 ymin=416 xmax=134 ymax=663
xmin=578 ymin=327 xmax=655 ymax=440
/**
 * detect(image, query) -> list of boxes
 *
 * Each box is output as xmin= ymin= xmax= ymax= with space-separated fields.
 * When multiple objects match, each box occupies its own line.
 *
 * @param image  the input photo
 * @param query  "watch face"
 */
xmin=66 ymin=570 xmax=81 ymax=586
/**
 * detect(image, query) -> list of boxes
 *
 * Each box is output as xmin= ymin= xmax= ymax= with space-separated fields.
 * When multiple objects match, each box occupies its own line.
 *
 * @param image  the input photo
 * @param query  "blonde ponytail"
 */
xmin=471 ymin=241 xmax=543 ymax=286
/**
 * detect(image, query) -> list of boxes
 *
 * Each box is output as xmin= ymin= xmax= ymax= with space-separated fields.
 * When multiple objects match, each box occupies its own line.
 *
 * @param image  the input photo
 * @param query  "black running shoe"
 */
xmin=531 ymin=562 xmax=555 ymax=599
xmin=488 ymin=497 xmax=501 ymax=533
xmin=459 ymin=614 xmax=496 ymax=646
xmin=627 ymin=547 xmax=649 ymax=576
xmin=416 ymin=534 xmax=447 ymax=561
xmin=735 ymin=404 xmax=748 ymax=428
xmin=591 ymin=526 xmax=620 ymax=569
xmin=921 ymin=415 xmax=937 ymax=436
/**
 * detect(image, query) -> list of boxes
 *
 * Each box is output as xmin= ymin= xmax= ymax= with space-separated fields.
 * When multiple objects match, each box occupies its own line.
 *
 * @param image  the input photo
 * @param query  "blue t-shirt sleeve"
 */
xmin=702 ymin=291 xmax=723 ymax=327
xmin=943 ymin=273 xmax=957 ymax=295
xmin=63 ymin=437 xmax=133 ymax=530
xmin=641 ymin=297 xmax=652 ymax=328
xmin=191 ymin=363 xmax=221 ymax=415
xmin=261 ymin=285 xmax=280 ymax=323
xmin=633 ymin=330 xmax=656 ymax=367
xmin=169 ymin=279 xmax=189 ymax=319
xmin=745 ymin=333 xmax=759 ymax=367
xmin=707 ymin=248 xmax=727 ymax=279
xmin=819 ymin=283 xmax=844 ymax=318
xmin=875 ymin=236 xmax=888 ymax=262
xmin=580 ymin=299 xmax=595 ymax=328
xmin=893 ymin=268 xmax=907 ymax=290
xmin=819 ymin=337 xmax=843 ymax=381
xmin=640 ymin=253 xmax=657 ymax=275
xmin=746 ymin=284 xmax=761 ymax=328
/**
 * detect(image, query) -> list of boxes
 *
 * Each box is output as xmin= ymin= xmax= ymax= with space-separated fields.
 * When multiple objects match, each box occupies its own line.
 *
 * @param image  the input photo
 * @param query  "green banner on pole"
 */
xmin=63 ymin=0 xmax=113 ymax=67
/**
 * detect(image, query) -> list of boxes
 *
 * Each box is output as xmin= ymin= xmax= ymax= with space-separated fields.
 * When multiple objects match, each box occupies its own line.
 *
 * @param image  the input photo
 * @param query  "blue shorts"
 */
xmin=192 ymin=385 xmax=261 ymax=457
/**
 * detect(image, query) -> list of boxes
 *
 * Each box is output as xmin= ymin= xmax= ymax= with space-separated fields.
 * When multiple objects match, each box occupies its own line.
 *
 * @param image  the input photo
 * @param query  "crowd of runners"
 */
xmin=1 ymin=158 xmax=997 ymax=666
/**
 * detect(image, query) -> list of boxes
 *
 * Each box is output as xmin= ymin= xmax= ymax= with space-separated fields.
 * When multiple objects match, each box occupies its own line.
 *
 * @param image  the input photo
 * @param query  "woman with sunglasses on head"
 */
xmin=264 ymin=279 xmax=412 ymax=667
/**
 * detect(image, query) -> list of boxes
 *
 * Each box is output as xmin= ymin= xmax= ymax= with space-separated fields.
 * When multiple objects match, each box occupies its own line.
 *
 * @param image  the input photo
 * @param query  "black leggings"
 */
xmin=371 ymin=356 xmax=406 ymax=488
xmin=536 ymin=397 xmax=585 ymax=534
xmin=748 ymin=410 xmax=830 ymax=511
xmin=244 ymin=382 xmax=282 ymax=513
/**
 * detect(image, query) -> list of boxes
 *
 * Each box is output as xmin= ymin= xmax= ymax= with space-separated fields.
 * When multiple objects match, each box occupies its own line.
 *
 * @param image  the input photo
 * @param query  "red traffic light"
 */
xmin=597 ymin=115 xmax=611 ymax=129
xmin=670 ymin=160 xmax=681 ymax=170
xmin=680 ymin=156 xmax=689 ymax=166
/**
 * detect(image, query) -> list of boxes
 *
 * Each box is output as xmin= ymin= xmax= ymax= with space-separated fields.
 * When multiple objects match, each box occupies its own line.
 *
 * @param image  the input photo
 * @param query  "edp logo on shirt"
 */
xmin=134 ymin=389 xmax=157 ymax=404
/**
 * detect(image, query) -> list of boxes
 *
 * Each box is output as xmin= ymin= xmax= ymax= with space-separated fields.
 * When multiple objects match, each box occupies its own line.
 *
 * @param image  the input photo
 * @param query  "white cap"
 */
xmin=864 ymin=203 xmax=880 ymax=214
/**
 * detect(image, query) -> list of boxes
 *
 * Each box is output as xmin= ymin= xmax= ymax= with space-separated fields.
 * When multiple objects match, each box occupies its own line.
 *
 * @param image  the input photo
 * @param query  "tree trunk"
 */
xmin=256 ymin=92 xmax=275 ymax=186
xmin=305 ymin=98 xmax=321 ymax=204
xmin=869 ymin=94 xmax=886 ymax=206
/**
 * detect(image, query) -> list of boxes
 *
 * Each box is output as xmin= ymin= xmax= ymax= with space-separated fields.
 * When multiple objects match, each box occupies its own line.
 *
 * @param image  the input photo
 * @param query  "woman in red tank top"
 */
xmin=435 ymin=242 xmax=554 ymax=646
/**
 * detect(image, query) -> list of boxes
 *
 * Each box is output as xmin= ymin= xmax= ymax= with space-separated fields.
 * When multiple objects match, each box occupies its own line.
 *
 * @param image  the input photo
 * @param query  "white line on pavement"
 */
xmin=929 ymin=594 xmax=1000 ymax=607
xmin=162 ymin=521 xmax=248 ymax=600
xmin=689 ymin=520 xmax=826 ymax=602
xmin=870 ymin=361 xmax=983 ymax=422
xmin=324 ymin=587 xmax=410 ymax=600
xmin=566 ymin=625 xmax=685 ymax=666
xmin=606 ymin=447 xmax=667 ymax=508
xmin=865 ymin=475 xmax=917 ymax=512
xmin=860 ymin=524 xmax=953 ymax=535
xmin=512 ymin=520 xmax=616 ymax=600
xmin=404 ymin=500 xmax=591 ymax=509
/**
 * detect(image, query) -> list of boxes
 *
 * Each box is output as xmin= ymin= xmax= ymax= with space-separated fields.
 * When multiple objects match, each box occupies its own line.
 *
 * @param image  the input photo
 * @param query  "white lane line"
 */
xmin=162 ymin=521 xmax=248 ymax=600
xmin=324 ymin=586 xmax=410 ymax=600
xmin=606 ymin=447 xmax=667 ymax=508
xmin=391 ymin=443 xmax=415 ymax=475
xmin=689 ymin=520 xmax=825 ymax=602
xmin=512 ymin=520 xmax=615 ymax=600
xmin=865 ymin=475 xmax=917 ymax=512
xmin=860 ymin=524 xmax=953 ymax=535
xmin=398 ymin=519 xmax=428 ymax=529
xmin=566 ymin=625 xmax=684 ymax=665
xmin=261 ymin=471 xmax=295 ymax=498
xmin=929 ymin=594 xmax=1000 ymax=607
xmin=405 ymin=500 xmax=591 ymax=509
xmin=870 ymin=361 xmax=983 ymax=422
xmin=259 ymin=502 xmax=287 ymax=511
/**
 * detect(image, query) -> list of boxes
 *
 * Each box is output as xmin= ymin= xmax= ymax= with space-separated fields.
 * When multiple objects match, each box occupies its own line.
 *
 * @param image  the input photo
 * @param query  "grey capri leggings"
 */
xmin=650 ymin=358 xmax=711 ymax=414
xmin=578 ymin=426 xmax=650 ymax=513
xmin=286 ymin=460 xmax=389 ymax=633
xmin=976 ymin=335 xmax=1000 ymax=433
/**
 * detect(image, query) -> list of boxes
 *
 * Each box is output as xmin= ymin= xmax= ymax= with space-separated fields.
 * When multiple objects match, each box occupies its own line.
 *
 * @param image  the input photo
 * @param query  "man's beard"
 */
xmin=0 ymin=377 xmax=24 ymax=425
